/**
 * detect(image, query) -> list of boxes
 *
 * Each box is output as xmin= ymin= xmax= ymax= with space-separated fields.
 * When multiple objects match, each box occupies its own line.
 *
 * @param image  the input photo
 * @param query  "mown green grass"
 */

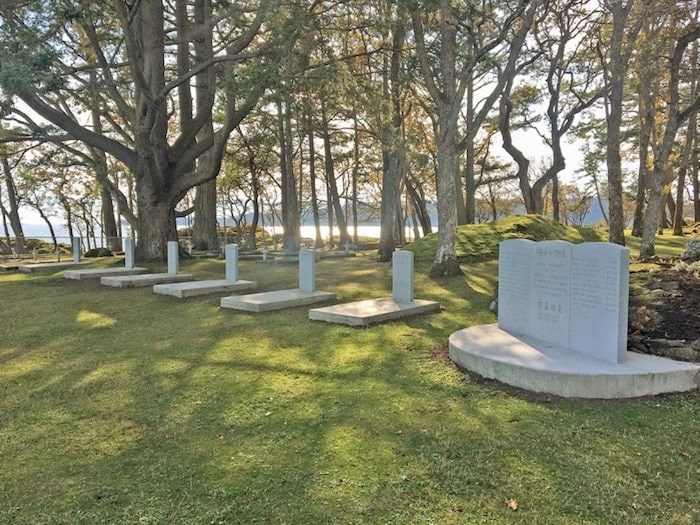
xmin=0 ymin=232 xmax=698 ymax=524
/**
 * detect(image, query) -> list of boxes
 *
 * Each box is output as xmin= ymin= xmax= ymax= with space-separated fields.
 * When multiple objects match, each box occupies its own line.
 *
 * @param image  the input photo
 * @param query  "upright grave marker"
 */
xmin=72 ymin=237 xmax=81 ymax=263
xmin=101 ymin=239 xmax=192 ymax=287
xmin=221 ymin=248 xmax=334 ymax=312
xmin=154 ymin=243 xmax=256 ymax=298
xmin=124 ymin=238 xmax=135 ymax=269
xmin=310 ymin=250 xmax=440 ymax=326
xmin=299 ymin=249 xmax=315 ymax=293
xmin=18 ymin=236 xmax=90 ymax=273
xmin=392 ymin=250 xmax=414 ymax=303
xmin=167 ymin=241 xmax=179 ymax=275
xmin=64 ymin=237 xmax=147 ymax=280
xmin=225 ymin=244 xmax=239 ymax=282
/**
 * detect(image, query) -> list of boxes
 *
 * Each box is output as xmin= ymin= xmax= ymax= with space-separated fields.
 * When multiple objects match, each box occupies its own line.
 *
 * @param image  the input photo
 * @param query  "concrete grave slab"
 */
xmin=154 ymin=244 xmax=258 ymax=298
xmin=310 ymin=250 xmax=440 ymax=326
xmin=19 ymin=261 xmax=91 ymax=273
xmin=154 ymin=278 xmax=257 ymax=298
xmin=102 ymin=240 xmax=193 ymax=288
xmin=64 ymin=239 xmax=147 ymax=280
xmin=64 ymin=266 xmax=149 ymax=280
xmin=220 ymin=248 xmax=334 ymax=312
xmin=101 ymin=272 xmax=194 ymax=288
xmin=309 ymin=296 xmax=440 ymax=326
xmin=221 ymin=289 xmax=335 ymax=312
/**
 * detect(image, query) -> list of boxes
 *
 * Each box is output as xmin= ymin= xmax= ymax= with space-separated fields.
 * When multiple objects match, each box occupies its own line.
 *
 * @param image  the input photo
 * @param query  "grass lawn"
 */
xmin=0 ymin=232 xmax=698 ymax=524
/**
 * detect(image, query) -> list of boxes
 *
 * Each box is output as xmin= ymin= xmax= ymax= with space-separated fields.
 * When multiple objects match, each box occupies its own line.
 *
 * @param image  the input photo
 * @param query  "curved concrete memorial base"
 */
xmin=449 ymin=324 xmax=699 ymax=399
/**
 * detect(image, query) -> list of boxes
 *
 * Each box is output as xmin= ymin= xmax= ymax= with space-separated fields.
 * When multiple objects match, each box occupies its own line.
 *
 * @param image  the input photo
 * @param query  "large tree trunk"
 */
xmin=604 ymin=0 xmax=638 ymax=246
xmin=1 ymin=156 xmax=26 ymax=253
xmin=247 ymin=166 xmax=260 ymax=251
xmin=191 ymin=181 xmax=219 ymax=250
xmin=431 ymin=105 xmax=463 ymax=277
xmin=552 ymin=175 xmax=561 ymax=223
xmin=135 ymin=182 xmax=178 ymax=262
xmin=455 ymin=159 xmax=467 ymax=225
xmin=406 ymin=174 xmax=432 ymax=236
xmin=351 ymin=109 xmax=360 ymax=246
xmin=631 ymin=73 xmax=653 ymax=237
xmin=306 ymin=106 xmax=324 ymax=249
xmin=100 ymin=186 xmax=121 ymax=252
xmin=377 ymin=10 xmax=406 ymax=261
xmin=189 ymin=0 xmax=219 ymax=252
xmin=378 ymin=147 xmax=403 ymax=261
xmin=640 ymin=25 xmax=700 ymax=258
xmin=320 ymin=98 xmax=350 ymax=248
xmin=694 ymin=127 xmax=700 ymax=222
xmin=462 ymin=77 xmax=475 ymax=225
xmin=499 ymin=91 xmax=534 ymax=213
xmin=279 ymin=97 xmax=300 ymax=254
xmin=672 ymin=123 xmax=694 ymax=234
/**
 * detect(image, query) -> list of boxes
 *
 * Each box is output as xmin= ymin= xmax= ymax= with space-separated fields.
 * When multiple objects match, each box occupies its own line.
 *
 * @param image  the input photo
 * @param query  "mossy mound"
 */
xmin=84 ymin=247 xmax=113 ymax=257
xmin=404 ymin=214 xmax=605 ymax=262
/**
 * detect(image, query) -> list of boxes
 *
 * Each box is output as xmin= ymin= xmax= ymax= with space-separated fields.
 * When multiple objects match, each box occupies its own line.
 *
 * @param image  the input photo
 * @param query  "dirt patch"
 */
xmin=628 ymin=262 xmax=700 ymax=363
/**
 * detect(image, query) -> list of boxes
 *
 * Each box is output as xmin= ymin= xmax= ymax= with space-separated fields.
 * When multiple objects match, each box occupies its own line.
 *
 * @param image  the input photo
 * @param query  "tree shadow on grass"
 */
xmin=0 ymin=264 xmax=697 ymax=523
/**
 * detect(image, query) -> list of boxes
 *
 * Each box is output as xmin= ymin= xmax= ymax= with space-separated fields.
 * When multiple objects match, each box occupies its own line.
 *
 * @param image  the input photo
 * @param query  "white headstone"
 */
xmin=529 ymin=240 xmax=572 ymax=348
xmin=225 ymin=244 xmax=239 ymax=282
xmin=569 ymin=243 xmax=629 ymax=363
xmin=299 ymin=249 xmax=315 ymax=293
xmin=497 ymin=239 xmax=630 ymax=364
xmin=392 ymin=250 xmax=414 ymax=303
xmin=124 ymin=238 xmax=135 ymax=269
xmin=72 ymin=237 xmax=81 ymax=263
xmin=167 ymin=241 xmax=179 ymax=275
xmin=498 ymin=239 xmax=534 ymax=336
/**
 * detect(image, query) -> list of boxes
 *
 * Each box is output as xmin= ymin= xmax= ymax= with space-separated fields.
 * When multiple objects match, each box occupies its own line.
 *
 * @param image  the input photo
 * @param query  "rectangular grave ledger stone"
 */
xmin=498 ymin=239 xmax=534 ymax=336
xmin=569 ymin=243 xmax=629 ymax=363
xmin=529 ymin=240 xmax=572 ymax=348
xmin=167 ymin=241 xmax=179 ymax=275
xmin=298 ymin=249 xmax=315 ymax=293
xmin=392 ymin=250 xmax=414 ymax=303
xmin=124 ymin=238 xmax=135 ymax=269
xmin=225 ymin=244 xmax=239 ymax=282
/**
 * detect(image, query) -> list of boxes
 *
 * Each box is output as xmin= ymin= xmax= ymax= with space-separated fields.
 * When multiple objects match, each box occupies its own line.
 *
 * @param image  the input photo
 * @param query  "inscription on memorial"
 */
xmin=497 ymin=240 xmax=629 ymax=364
xmin=530 ymin=241 xmax=571 ymax=347
xmin=498 ymin=240 xmax=533 ymax=335
xmin=569 ymin=243 xmax=628 ymax=363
